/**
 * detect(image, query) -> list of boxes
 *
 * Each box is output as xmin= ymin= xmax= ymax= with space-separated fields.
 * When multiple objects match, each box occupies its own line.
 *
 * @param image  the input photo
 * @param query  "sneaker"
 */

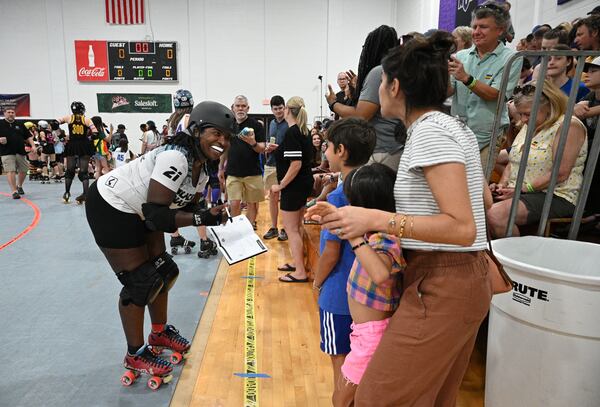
xmin=263 ymin=227 xmax=279 ymax=240
xmin=12 ymin=192 xmax=21 ymax=199
xmin=17 ymin=186 xmax=25 ymax=195
xmin=278 ymin=228 xmax=288 ymax=241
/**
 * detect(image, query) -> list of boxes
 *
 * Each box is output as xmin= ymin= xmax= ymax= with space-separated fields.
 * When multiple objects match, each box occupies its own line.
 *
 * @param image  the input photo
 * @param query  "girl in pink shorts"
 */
xmin=333 ymin=163 xmax=406 ymax=406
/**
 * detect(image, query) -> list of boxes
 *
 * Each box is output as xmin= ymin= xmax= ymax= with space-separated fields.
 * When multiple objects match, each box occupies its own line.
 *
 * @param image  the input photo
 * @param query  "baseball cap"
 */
xmin=583 ymin=56 xmax=600 ymax=72
xmin=587 ymin=6 xmax=600 ymax=15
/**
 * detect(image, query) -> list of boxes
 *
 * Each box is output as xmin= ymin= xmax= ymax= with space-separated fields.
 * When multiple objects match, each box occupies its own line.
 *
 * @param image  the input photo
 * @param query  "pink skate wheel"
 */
xmin=121 ymin=371 xmax=136 ymax=386
xmin=148 ymin=376 xmax=162 ymax=390
xmin=170 ymin=352 xmax=182 ymax=364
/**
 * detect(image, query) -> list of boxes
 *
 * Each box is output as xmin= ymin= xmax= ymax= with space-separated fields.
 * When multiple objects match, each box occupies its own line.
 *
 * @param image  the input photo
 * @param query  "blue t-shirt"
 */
xmin=560 ymin=77 xmax=590 ymax=103
xmin=317 ymin=184 xmax=354 ymax=315
xmin=265 ymin=118 xmax=289 ymax=166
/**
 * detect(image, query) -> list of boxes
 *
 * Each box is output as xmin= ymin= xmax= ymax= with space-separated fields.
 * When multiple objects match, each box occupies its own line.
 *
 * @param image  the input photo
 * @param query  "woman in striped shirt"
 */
xmin=310 ymin=32 xmax=492 ymax=405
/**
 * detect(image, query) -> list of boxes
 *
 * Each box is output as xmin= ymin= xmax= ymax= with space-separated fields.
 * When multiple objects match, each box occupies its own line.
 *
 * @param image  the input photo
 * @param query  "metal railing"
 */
xmin=485 ymin=50 xmax=600 ymax=239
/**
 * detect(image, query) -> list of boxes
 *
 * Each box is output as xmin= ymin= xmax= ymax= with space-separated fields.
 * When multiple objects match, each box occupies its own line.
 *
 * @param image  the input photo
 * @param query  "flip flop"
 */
xmin=279 ymin=273 xmax=309 ymax=283
xmin=277 ymin=263 xmax=296 ymax=272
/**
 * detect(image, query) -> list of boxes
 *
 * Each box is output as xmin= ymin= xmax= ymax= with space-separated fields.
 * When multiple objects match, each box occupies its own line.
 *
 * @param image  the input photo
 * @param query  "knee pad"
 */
xmin=78 ymin=171 xmax=89 ymax=182
xmin=34 ymin=160 xmax=44 ymax=169
xmin=65 ymin=169 xmax=76 ymax=180
xmin=116 ymin=262 xmax=164 ymax=307
xmin=50 ymin=161 xmax=57 ymax=168
xmin=154 ymin=252 xmax=179 ymax=293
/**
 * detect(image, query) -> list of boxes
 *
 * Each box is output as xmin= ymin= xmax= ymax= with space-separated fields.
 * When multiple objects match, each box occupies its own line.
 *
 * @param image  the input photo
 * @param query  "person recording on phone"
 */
xmin=448 ymin=1 xmax=522 ymax=172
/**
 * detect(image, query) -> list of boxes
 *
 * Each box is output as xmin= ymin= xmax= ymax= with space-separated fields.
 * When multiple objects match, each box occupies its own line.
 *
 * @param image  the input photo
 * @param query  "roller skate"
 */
xmin=197 ymin=238 xmax=218 ymax=259
xmin=148 ymin=325 xmax=191 ymax=364
xmin=170 ymin=235 xmax=195 ymax=255
xmin=75 ymin=193 xmax=86 ymax=205
xmin=53 ymin=175 xmax=63 ymax=183
xmin=40 ymin=175 xmax=50 ymax=184
xmin=120 ymin=345 xmax=173 ymax=390
xmin=62 ymin=191 xmax=70 ymax=204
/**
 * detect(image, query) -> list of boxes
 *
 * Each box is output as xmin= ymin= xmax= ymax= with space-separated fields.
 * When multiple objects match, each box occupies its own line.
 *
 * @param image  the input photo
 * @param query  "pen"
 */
xmin=225 ymin=206 xmax=233 ymax=223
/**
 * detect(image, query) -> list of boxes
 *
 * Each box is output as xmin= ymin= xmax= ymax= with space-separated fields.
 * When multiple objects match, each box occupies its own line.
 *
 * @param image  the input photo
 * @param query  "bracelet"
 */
xmin=463 ymin=75 xmax=474 ymax=86
xmin=407 ymin=215 xmax=414 ymax=238
xmin=467 ymin=78 xmax=478 ymax=90
xmin=312 ymin=282 xmax=321 ymax=291
xmin=351 ymin=240 xmax=368 ymax=251
xmin=398 ymin=214 xmax=407 ymax=238
xmin=387 ymin=213 xmax=399 ymax=235
xmin=526 ymin=182 xmax=535 ymax=193
xmin=329 ymin=101 xmax=338 ymax=112
xmin=250 ymin=142 xmax=258 ymax=148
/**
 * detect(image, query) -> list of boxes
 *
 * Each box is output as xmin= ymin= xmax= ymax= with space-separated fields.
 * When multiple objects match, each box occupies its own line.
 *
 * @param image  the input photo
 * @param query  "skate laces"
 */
xmin=138 ymin=346 xmax=171 ymax=368
xmin=164 ymin=325 xmax=189 ymax=346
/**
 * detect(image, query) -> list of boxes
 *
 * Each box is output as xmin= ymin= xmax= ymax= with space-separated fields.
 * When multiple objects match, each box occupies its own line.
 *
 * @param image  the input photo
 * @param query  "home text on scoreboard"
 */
xmin=107 ymin=41 xmax=177 ymax=81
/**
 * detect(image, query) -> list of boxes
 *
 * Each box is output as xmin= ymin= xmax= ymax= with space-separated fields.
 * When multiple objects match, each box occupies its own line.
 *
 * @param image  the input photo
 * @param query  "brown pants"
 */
xmin=354 ymin=250 xmax=491 ymax=407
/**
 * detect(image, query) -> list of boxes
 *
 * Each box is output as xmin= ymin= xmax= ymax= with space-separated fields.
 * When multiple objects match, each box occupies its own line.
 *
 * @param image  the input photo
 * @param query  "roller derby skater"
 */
xmin=169 ymin=234 xmax=196 ymax=255
xmin=56 ymin=101 xmax=97 ymax=204
xmin=84 ymin=101 xmax=234 ymax=388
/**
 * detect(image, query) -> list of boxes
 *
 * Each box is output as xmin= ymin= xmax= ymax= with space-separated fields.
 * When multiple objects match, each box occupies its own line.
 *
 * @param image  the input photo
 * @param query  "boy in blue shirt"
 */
xmin=311 ymin=118 xmax=376 ymax=392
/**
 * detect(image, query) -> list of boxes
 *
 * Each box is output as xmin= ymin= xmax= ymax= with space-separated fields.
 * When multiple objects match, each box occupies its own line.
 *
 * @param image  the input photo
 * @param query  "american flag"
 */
xmin=105 ymin=0 xmax=145 ymax=25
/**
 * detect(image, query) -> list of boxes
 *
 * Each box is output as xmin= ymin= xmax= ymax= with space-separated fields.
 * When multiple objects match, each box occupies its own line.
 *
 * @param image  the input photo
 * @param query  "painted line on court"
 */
xmin=236 ymin=256 xmax=270 ymax=406
xmin=0 ymin=192 xmax=41 ymax=251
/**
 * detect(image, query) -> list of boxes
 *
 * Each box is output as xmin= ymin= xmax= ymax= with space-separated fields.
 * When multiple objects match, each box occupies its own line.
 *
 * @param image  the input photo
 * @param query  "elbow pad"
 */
xmin=142 ymin=202 xmax=178 ymax=233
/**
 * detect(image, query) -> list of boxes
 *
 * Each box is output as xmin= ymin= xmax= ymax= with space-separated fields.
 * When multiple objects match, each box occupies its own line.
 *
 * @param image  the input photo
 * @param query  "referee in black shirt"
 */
xmin=0 ymin=107 xmax=33 ymax=198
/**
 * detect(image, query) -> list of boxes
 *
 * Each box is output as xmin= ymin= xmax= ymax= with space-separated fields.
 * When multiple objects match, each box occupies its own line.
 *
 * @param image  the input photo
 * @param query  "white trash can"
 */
xmin=485 ymin=236 xmax=600 ymax=407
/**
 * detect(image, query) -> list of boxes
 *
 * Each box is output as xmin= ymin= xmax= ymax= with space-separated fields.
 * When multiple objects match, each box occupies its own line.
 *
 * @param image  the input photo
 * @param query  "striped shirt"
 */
xmin=394 ymin=111 xmax=487 ymax=251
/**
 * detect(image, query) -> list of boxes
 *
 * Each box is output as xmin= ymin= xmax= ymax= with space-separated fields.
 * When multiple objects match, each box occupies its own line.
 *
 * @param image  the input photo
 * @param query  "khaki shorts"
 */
xmin=263 ymin=165 xmax=278 ymax=192
xmin=1 ymin=154 xmax=29 ymax=173
xmin=226 ymin=174 xmax=265 ymax=203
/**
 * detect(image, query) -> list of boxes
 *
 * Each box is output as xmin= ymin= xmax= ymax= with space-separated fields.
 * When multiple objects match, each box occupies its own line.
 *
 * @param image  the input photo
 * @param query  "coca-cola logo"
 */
xmin=79 ymin=67 xmax=106 ymax=77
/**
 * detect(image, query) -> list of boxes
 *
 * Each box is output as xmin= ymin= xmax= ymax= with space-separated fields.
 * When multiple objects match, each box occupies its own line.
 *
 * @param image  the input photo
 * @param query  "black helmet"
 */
xmin=188 ymin=101 xmax=236 ymax=136
xmin=71 ymin=101 xmax=85 ymax=114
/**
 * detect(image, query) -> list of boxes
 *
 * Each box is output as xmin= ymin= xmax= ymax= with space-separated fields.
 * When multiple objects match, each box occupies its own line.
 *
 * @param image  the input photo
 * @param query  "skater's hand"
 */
xmin=0 ymin=137 xmax=6 ymax=144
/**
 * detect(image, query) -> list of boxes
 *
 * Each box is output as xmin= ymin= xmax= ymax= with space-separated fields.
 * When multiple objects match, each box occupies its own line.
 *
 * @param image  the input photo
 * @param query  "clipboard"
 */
xmin=207 ymin=214 xmax=268 ymax=265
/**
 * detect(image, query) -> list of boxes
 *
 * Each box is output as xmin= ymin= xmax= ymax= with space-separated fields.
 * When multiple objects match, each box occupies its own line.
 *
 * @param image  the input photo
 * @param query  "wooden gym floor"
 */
xmin=170 ymin=202 xmax=486 ymax=407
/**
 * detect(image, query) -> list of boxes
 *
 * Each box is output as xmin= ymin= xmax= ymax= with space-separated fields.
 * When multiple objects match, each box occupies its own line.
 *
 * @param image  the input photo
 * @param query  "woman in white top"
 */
xmin=309 ymin=32 xmax=492 ymax=405
xmin=84 ymin=101 xmax=235 ymax=379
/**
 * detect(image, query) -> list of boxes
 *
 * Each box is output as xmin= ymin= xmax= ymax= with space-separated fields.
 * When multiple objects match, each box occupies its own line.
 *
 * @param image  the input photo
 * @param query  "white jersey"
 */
xmin=113 ymin=147 xmax=130 ymax=168
xmin=97 ymin=144 xmax=209 ymax=216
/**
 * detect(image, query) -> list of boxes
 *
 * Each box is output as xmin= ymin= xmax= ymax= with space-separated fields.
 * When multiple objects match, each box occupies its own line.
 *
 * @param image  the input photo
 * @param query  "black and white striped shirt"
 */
xmin=394 ymin=111 xmax=486 ymax=251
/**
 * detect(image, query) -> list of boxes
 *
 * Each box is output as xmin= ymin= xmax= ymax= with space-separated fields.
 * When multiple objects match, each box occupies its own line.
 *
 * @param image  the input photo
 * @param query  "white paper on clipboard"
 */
xmin=207 ymin=214 xmax=268 ymax=265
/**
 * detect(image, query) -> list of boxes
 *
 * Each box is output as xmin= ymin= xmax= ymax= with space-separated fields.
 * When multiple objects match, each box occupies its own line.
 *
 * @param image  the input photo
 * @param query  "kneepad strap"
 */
xmin=116 ymin=262 xmax=164 ymax=306
xmin=154 ymin=252 xmax=179 ymax=293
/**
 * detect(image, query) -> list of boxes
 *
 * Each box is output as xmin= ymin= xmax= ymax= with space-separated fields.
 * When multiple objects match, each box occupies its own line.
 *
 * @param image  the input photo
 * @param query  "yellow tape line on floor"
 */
xmin=244 ymin=257 xmax=258 ymax=407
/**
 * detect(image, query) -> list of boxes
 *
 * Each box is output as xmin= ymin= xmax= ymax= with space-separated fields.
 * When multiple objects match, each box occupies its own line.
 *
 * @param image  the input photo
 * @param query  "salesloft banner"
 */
xmin=0 ymin=94 xmax=31 ymax=116
xmin=97 ymin=93 xmax=172 ymax=113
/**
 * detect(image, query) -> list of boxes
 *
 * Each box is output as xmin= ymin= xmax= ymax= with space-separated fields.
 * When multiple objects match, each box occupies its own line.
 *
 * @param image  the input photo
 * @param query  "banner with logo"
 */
xmin=0 ymin=94 xmax=31 ymax=116
xmin=438 ymin=0 xmax=489 ymax=32
xmin=97 ymin=93 xmax=172 ymax=113
xmin=75 ymin=40 xmax=109 ymax=81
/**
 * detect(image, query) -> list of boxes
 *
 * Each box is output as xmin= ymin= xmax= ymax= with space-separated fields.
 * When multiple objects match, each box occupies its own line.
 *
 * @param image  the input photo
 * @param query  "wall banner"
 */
xmin=438 ymin=0 xmax=491 ymax=32
xmin=97 ymin=93 xmax=172 ymax=113
xmin=0 ymin=94 xmax=31 ymax=116
xmin=75 ymin=40 xmax=109 ymax=82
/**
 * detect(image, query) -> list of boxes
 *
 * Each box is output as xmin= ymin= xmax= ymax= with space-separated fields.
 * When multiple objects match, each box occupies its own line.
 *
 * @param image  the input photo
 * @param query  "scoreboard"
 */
xmin=107 ymin=41 xmax=177 ymax=81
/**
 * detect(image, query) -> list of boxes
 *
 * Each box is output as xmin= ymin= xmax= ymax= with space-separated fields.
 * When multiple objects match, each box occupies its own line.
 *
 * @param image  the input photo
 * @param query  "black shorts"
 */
xmin=520 ymin=192 xmax=575 ymax=224
xmin=280 ymin=181 xmax=312 ymax=212
xmin=85 ymin=182 xmax=148 ymax=248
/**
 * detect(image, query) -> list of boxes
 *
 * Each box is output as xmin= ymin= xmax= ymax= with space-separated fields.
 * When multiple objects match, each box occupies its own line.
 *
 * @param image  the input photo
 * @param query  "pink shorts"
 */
xmin=340 ymin=318 xmax=390 ymax=385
